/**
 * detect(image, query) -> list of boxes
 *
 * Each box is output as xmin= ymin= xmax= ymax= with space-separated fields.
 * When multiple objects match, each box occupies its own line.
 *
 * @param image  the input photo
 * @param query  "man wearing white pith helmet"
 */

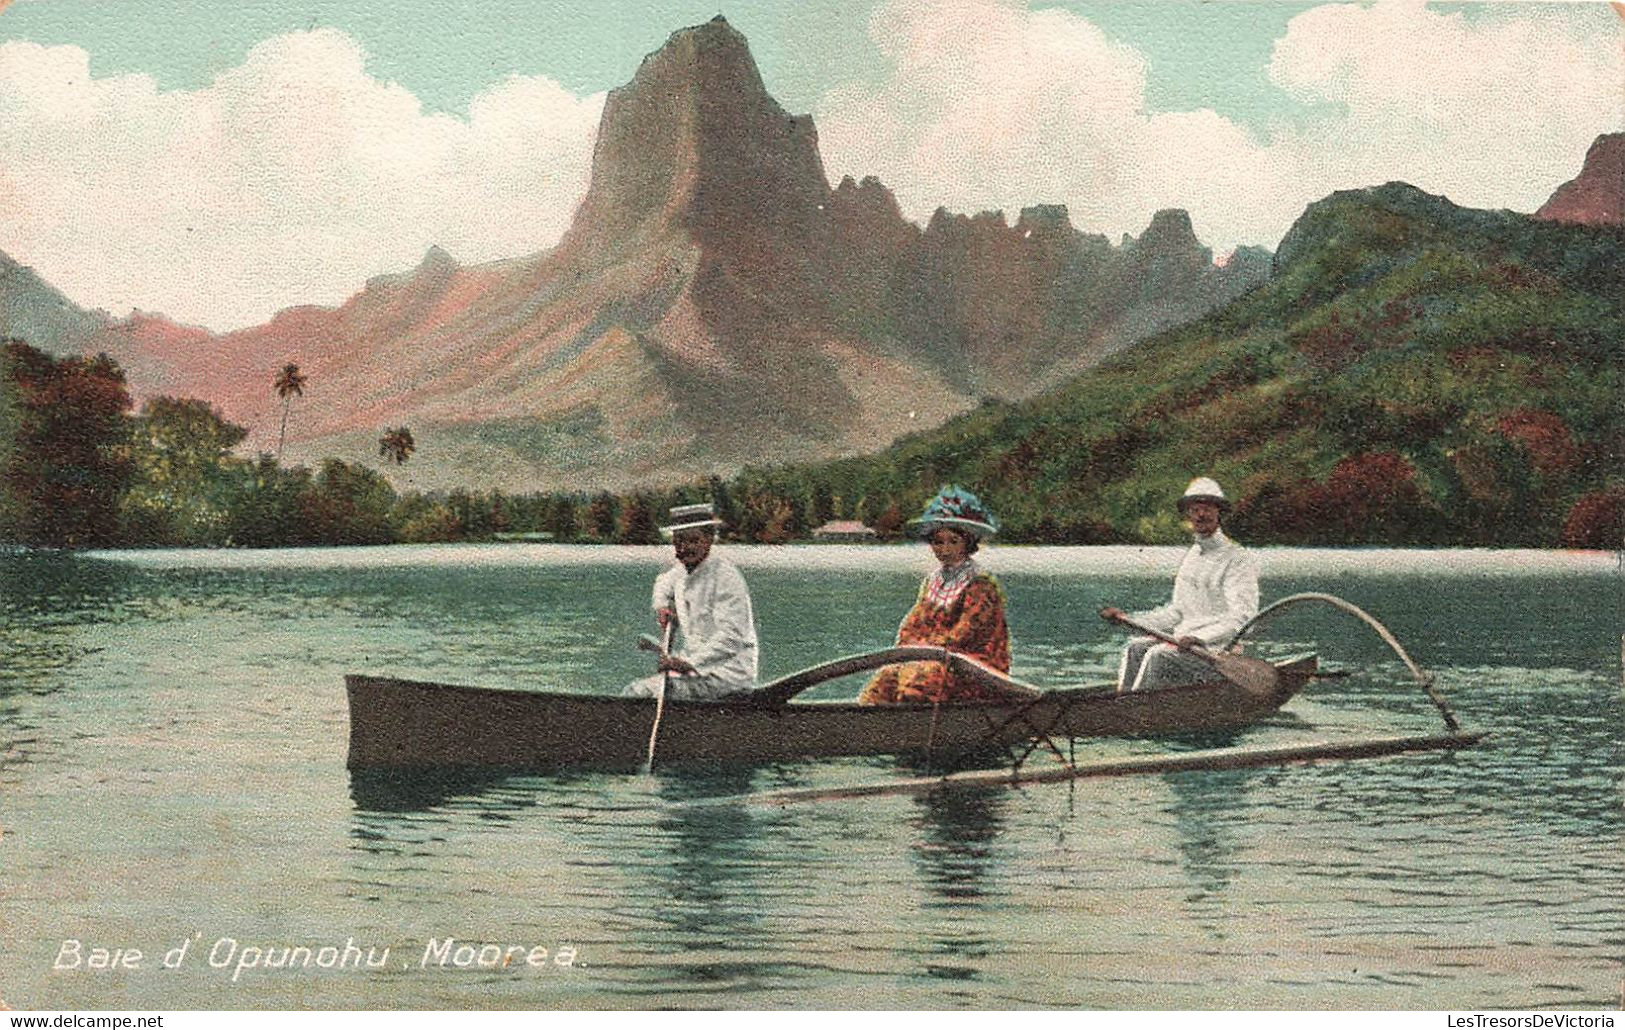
xmin=1100 ymin=477 xmax=1260 ymax=692
xmin=623 ymin=502 xmax=759 ymax=701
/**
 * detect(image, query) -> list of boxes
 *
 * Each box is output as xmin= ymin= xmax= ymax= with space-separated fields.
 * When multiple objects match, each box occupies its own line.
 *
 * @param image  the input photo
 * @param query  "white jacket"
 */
xmin=1134 ymin=530 xmax=1260 ymax=647
xmin=652 ymin=553 xmax=759 ymax=689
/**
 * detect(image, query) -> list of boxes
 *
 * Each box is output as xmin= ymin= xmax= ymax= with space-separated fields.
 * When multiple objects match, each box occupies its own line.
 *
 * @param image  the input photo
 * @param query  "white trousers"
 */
xmin=1117 ymin=638 xmax=1213 ymax=692
xmin=622 ymin=673 xmax=750 ymax=701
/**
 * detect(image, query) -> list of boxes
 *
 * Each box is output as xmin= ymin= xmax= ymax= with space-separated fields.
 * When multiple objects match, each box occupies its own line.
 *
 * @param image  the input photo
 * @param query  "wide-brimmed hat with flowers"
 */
xmin=909 ymin=485 xmax=999 ymax=540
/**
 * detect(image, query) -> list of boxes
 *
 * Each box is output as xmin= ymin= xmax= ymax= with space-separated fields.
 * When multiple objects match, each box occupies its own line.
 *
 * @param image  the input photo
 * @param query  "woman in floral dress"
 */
xmin=858 ymin=486 xmax=1013 ymax=704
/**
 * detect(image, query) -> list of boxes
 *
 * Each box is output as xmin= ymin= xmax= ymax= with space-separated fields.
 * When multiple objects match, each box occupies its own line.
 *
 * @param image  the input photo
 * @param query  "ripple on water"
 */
xmin=0 ymin=548 xmax=1620 ymax=1008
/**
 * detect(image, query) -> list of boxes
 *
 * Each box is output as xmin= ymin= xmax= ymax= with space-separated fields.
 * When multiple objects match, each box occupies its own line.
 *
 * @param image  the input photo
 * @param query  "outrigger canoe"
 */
xmin=345 ymin=647 xmax=1319 ymax=771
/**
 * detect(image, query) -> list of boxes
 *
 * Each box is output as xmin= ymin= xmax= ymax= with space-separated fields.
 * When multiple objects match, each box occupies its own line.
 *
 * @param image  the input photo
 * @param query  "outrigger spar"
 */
xmin=710 ymin=730 xmax=1489 ymax=807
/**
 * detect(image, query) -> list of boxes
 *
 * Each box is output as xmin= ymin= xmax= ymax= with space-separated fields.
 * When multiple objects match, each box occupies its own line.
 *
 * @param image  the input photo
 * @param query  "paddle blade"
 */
xmin=1208 ymin=650 xmax=1281 ymax=698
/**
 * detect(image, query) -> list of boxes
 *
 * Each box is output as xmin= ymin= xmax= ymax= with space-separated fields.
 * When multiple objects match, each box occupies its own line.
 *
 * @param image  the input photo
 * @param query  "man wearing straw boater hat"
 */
xmin=1100 ymin=477 xmax=1259 ymax=692
xmin=623 ymin=502 xmax=759 ymax=701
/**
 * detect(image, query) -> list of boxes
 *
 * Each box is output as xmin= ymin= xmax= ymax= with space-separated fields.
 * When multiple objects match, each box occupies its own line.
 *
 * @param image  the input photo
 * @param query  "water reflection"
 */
xmin=597 ymin=766 xmax=788 ymax=998
xmin=911 ymin=788 xmax=1005 ymax=905
xmin=0 ymin=553 xmax=134 ymax=694
xmin=0 ymin=551 xmax=131 ymax=614
xmin=1163 ymin=768 xmax=1255 ymax=919
xmin=0 ymin=706 xmax=41 ymax=783
xmin=345 ymin=768 xmax=559 ymax=868
xmin=4 ymin=546 xmax=1621 ymax=1008
xmin=649 ymin=766 xmax=764 ymax=947
xmin=348 ymin=766 xmax=518 ymax=813
xmin=909 ymin=787 xmax=1006 ymax=983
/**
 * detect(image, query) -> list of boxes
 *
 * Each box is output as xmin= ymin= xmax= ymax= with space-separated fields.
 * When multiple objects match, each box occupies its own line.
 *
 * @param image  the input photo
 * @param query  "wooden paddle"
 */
xmin=643 ymin=620 xmax=675 ymax=774
xmin=750 ymin=646 xmax=1042 ymax=706
xmin=1102 ymin=611 xmax=1280 ymax=698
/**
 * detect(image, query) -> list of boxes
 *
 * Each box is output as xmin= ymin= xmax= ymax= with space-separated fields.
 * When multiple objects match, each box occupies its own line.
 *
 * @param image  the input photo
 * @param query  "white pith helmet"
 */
xmin=1177 ymin=477 xmax=1230 ymax=513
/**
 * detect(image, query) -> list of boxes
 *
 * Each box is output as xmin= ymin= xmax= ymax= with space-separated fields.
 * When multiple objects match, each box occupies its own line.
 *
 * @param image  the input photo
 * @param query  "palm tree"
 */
xmin=378 ymin=426 xmax=416 ymax=465
xmin=272 ymin=363 xmax=307 ymax=461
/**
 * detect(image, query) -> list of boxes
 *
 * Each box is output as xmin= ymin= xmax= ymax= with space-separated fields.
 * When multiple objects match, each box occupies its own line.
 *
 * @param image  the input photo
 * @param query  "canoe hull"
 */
xmin=345 ymin=658 xmax=1315 ymax=770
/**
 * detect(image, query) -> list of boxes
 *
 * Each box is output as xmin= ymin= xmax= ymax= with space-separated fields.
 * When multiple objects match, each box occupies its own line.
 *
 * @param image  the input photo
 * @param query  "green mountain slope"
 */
xmin=746 ymin=183 xmax=1624 ymax=547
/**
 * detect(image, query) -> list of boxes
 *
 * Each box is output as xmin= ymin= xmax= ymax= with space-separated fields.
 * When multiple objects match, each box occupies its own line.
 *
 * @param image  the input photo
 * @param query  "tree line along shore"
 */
xmin=1 ymin=333 xmax=1617 ymax=552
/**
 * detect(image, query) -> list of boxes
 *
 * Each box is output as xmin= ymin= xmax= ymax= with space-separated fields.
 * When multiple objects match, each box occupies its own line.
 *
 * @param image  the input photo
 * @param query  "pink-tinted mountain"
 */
xmin=1536 ymin=133 xmax=1624 ymax=226
xmin=7 ymin=17 xmax=1267 ymax=491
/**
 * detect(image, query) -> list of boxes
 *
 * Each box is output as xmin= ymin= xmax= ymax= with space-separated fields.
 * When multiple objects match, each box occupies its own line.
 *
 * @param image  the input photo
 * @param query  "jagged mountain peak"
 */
xmin=11 ymin=17 xmax=1274 ymax=492
xmin=418 ymin=244 xmax=458 ymax=272
xmin=632 ymin=15 xmax=771 ymax=106
xmin=834 ymin=175 xmax=903 ymax=213
xmin=1015 ymin=205 xmax=1075 ymax=237
xmin=1536 ymin=132 xmax=1624 ymax=226
xmin=556 ymin=14 xmax=830 ymax=272
xmin=1134 ymin=209 xmax=1200 ymax=250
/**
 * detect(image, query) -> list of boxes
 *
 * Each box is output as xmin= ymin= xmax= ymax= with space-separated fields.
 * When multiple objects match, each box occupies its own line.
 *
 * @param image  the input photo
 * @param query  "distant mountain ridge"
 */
xmin=0 ymin=252 xmax=110 ymax=356
xmin=762 ymin=180 xmax=1623 ymax=547
xmin=0 ymin=17 xmax=1267 ymax=491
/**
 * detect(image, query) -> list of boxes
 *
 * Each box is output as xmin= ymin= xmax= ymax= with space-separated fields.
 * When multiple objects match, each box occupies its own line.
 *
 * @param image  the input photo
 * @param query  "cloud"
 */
xmin=816 ymin=0 xmax=1158 ymax=227
xmin=1267 ymin=1 xmax=1624 ymax=207
xmin=816 ymin=0 xmax=1623 ymax=253
xmin=1 ymin=4 xmax=1618 ymax=330
xmin=0 ymin=29 xmax=603 ymax=330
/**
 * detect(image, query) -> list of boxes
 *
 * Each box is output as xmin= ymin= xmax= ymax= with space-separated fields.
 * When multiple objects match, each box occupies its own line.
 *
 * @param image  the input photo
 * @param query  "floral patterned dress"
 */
xmin=858 ymin=559 xmax=1013 ymax=704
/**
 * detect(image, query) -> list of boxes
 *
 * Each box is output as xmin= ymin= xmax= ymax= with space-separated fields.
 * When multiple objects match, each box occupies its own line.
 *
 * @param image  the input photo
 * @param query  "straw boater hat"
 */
xmin=1176 ymin=477 xmax=1230 ymax=513
xmin=909 ymin=485 xmax=999 ymax=540
xmin=660 ymin=502 xmax=723 ymax=538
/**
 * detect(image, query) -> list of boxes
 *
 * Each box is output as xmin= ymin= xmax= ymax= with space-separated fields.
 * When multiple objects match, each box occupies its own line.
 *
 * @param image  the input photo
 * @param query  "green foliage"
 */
xmin=6 ymin=186 xmax=1617 ymax=552
xmin=0 ymin=345 xmax=18 ymax=539
xmin=300 ymin=460 xmax=397 ymax=546
xmin=1 ymin=340 xmax=135 ymax=548
xmin=671 ymin=186 xmax=1624 ymax=548
xmin=120 ymin=397 xmax=249 ymax=546
xmin=392 ymin=494 xmax=462 ymax=543
xmin=707 ymin=475 xmax=742 ymax=533
xmin=378 ymin=426 xmax=415 ymax=465
xmin=583 ymin=492 xmax=619 ymax=541
xmin=222 ymin=456 xmax=312 ymax=548
xmin=545 ymin=494 xmax=581 ymax=541
xmin=615 ymin=492 xmax=661 ymax=544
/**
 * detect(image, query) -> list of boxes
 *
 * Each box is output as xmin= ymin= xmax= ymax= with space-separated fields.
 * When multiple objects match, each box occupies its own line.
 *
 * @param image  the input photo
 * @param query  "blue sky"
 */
xmin=7 ymin=1 xmax=1601 ymax=127
xmin=0 ymin=1 xmax=1619 ymax=329
xmin=0 ymin=1 xmax=1304 ymax=116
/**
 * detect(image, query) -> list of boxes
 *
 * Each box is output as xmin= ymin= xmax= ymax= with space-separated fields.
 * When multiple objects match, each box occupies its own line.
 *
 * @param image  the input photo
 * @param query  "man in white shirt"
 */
xmin=1100 ymin=478 xmax=1260 ymax=692
xmin=623 ymin=502 xmax=759 ymax=701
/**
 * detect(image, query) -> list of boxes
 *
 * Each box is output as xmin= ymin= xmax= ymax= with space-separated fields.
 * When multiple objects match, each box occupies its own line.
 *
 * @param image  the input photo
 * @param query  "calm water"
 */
xmin=0 ymin=544 xmax=1619 ymax=1009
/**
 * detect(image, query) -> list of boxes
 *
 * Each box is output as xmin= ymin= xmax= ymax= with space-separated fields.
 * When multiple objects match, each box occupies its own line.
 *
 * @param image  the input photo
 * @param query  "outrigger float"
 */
xmin=344 ymin=594 xmax=1486 ymax=796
